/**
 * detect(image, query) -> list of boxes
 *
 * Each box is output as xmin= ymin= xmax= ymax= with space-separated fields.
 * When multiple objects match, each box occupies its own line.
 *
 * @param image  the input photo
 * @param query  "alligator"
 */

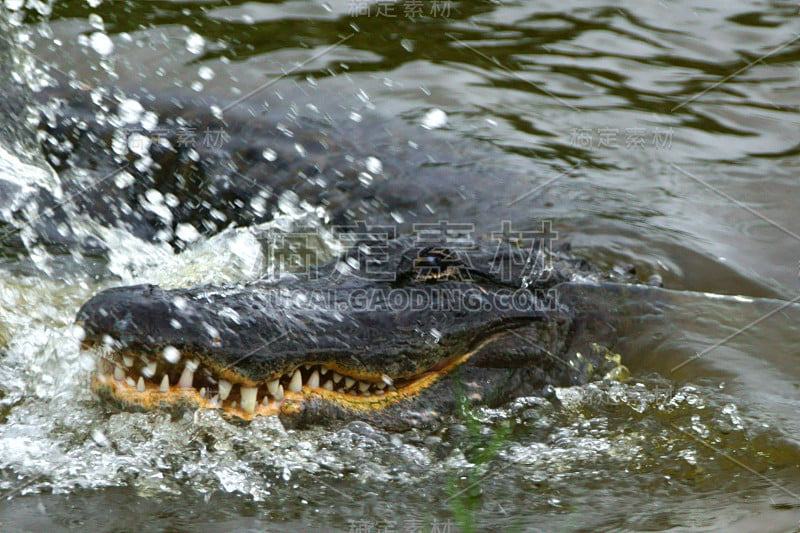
xmin=3 ymin=74 xmax=633 ymax=428
xmin=77 ymin=235 xmax=629 ymax=429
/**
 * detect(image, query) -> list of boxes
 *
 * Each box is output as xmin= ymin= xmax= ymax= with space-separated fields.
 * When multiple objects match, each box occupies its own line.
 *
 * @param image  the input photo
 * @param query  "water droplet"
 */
xmin=176 ymin=223 xmax=200 ymax=243
xmin=89 ymin=32 xmax=114 ymax=56
xmin=421 ymin=108 xmax=447 ymax=130
xmin=163 ymin=346 xmax=180 ymax=364
xmin=141 ymin=111 xmax=158 ymax=131
xmin=186 ymin=32 xmax=205 ymax=54
xmin=114 ymin=171 xmax=135 ymax=188
xmin=198 ymin=66 xmax=214 ymax=80
xmin=262 ymin=148 xmax=277 ymax=161
xmin=128 ymin=133 xmax=151 ymax=156
xmin=118 ymin=98 xmax=143 ymax=124
xmin=4 ymin=0 xmax=25 ymax=11
xmin=88 ymin=14 xmax=104 ymax=30
xmin=365 ymin=156 xmax=382 ymax=174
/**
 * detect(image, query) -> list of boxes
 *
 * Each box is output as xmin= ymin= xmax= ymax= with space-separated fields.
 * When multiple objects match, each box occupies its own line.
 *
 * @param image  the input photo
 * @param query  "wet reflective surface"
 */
xmin=1 ymin=0 xmax=799 ymax=530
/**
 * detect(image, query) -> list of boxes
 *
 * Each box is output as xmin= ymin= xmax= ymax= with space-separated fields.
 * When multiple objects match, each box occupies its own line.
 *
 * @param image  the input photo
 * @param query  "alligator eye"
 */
xmin=410 ymin=247 xmax=466 ymax=282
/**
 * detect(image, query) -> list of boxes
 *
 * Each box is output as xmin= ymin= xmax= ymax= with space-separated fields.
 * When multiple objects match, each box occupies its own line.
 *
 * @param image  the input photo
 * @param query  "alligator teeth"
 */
xmin=218 ymin=379 xmax=232 ymax=400
xmin=178 ymin=365 xmax=194 ymax=388
xmin=289 ymin=369 xmax=303 ymax=392
xmin=104 ymin=349 xmax=404 ymax=410
xmin=240 ymin=386 xmax=258 ymax=413
xmin=142 ymin=361 xmax=157 ymax=378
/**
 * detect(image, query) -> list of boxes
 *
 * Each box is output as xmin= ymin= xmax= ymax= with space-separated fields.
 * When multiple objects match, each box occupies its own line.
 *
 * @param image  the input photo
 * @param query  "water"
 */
xmin=1 ymin=0 xmax=799 ymax=530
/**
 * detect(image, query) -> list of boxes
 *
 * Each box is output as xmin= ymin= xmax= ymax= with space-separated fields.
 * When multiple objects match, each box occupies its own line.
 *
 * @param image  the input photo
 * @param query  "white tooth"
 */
xmin=142 ymin=361 xmax=157 ymax=378
xmin=322 ymin=381 xmax=333 ymax=391
xmin=185 ymin=359 xmax=199 ymax=372
xmin=319 ymin=367 xmax=329 ymax=377
xmin=230 ymin=401 xmax=237 ymax=409
xmin=375 ymin=382 xmax=386 ymax=390
xmin=274 ymin=384 xmax=284 ymax=400
xmin=375 ymin=389 xmax=385 ymax=396
xmin=137 ymin=377 xmax=145 ymax=392
xmin=211 ymin=394 xmax=221 ymax=407
xmin=361 ymin=391 xmax=371 ymax=397
xmin=303 ymin=364 xmax=312 ymax=371
xmin=218 ymin=380 xmax=232 ymax=400
xmin=125 ymin=377 xmax=136 ymax=387
xmin=200 ymin=387 xmax=207 ymax=398
xmin=178 ymin=366 xmax=194 ymax=388
xmin=381 ymin=374 xmax=393 ymax=386
xmin=332 ymin=372 xmax=343 ymax=383
xmin=123 ymin=356 xmax=134 ymax=367
xmin=267 ymin=379 xmax=280 ymax=396
xmin=114 ymin=365 xmax=125 ymax=381
xmin=262 ymin=395 xmax=271 ymax=405
xmin=289 ymin=369 xmax=303 ymax=392
xmin=307 ymin=370 xmax=320 ymax=388
xmin=241 ymin=386 xmax=257 ymax=413
xmin=358 ymin=381 xmax=370 ymax=393
xmin=160 ymin=374 xmax=170 ymax=392
xmin=344 ymin=377 xmax=355 ymax=388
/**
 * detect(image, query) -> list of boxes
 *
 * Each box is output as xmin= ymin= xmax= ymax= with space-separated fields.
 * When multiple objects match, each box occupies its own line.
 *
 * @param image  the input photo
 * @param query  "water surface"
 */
xmin=0 ymin=0 xmax=799 ymax=530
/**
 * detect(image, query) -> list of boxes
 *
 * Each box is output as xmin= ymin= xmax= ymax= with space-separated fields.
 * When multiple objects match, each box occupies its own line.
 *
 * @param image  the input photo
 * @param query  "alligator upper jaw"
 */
xmin=86 ymin=333 xmax=503 ymax=420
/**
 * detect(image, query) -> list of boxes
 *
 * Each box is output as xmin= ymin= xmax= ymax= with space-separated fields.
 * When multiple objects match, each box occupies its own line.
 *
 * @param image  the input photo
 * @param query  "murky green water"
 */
xmin=1 ymin=0 xmax=799 ymax=531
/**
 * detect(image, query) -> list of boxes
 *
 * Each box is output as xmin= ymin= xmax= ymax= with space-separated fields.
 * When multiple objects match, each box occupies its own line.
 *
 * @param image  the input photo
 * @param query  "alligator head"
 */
xmin=77 ymin=236 xmax=611 ymax=428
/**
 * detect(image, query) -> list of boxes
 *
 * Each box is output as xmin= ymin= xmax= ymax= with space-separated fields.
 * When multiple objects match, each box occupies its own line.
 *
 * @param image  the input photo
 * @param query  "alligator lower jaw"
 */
xmin=88 ymin=340 xmax=492 ymax=420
